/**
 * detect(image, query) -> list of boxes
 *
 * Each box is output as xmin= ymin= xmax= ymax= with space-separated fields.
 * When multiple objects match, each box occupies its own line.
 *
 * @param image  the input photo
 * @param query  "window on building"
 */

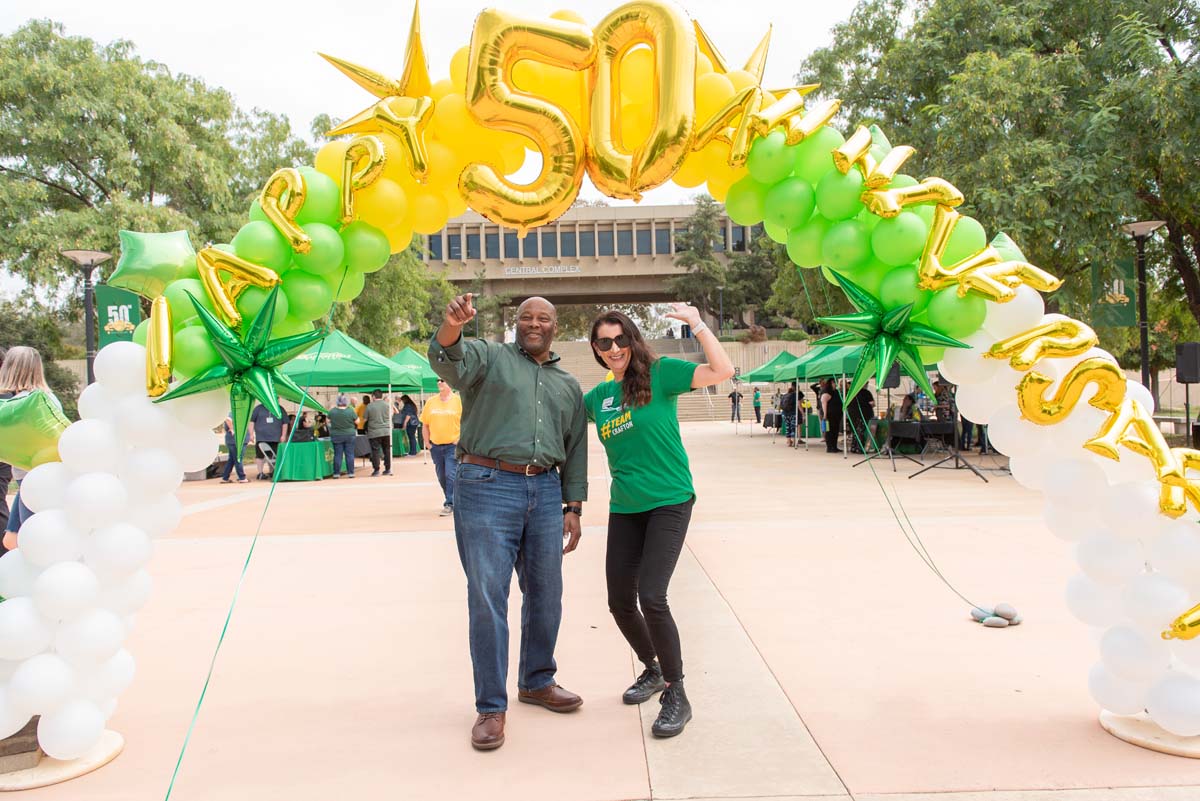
xmin=598 ymin=229 xmax=615 ymax=256
xmin=541 ymin=229 xmax=558 ymax=258
xmin=636 ymin=228 xmax=652 ymax=255
xmin=560 ymin=229 xmax=577 ymax=258
xmin=731 ymin=226 xmax=746 ymax=252
xmin=579 ymin=230 xmax=595 ymax=257
xmin=466 ymin=233 xmax=481 ymax=260
xmin=448 ymin=231 xmax=462 ymax=260
xmin=713 ymin=226 xmax=726 ymax=253
xmin=524 ymin=232 xmax=539 ymax=258
xmin=485 ymin=232 xmax=500 ymax=259
xmin=504 ymin=231 xmax=519 ymax=260
xmin=617 ymin=229 xmax=633 ymax=256
xmin=655 ymin=228 xmax=671 ymax=255
xmin=428 ymin=234 xmax=443 ymax=261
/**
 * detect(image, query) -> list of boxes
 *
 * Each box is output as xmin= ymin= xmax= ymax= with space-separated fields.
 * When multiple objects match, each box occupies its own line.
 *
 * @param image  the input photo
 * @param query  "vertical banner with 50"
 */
xmin=95 ymin=283 xmax=143 ymax=348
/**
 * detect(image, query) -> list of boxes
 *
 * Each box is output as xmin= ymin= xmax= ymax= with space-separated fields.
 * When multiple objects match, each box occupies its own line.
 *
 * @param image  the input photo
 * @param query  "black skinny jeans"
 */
xmin=606 ymin=498 xmax=694 ymax=683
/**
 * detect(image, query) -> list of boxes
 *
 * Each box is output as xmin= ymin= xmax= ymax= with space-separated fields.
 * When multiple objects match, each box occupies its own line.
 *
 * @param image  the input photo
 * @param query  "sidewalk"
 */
xmin=18 ymin=422 xmax=1200 ymax=800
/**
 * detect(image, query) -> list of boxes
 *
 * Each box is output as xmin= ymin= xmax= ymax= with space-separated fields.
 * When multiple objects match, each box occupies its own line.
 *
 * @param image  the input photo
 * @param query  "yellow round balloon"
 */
xmin=315 ymin=140 xmax=351 ymax=182
xmin=410 ymin=190 xmax=450 ymax=235
xmin=356 ymin=178 xmax=409 ymax=231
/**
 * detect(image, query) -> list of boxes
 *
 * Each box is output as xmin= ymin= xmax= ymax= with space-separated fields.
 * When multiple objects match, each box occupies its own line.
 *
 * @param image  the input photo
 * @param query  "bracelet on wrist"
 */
xmin=563 ymin=504 xmax=583 ymax=516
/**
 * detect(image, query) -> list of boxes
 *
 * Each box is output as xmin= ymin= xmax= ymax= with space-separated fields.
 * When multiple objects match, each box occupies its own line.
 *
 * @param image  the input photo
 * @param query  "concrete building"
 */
xmin=421 ymin=203 xmax=763 ymax=307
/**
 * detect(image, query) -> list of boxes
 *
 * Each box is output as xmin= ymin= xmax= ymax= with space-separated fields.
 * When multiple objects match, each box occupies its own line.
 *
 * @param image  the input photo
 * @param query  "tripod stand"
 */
xmin=908 ymin=394 xmax=988 ymax=483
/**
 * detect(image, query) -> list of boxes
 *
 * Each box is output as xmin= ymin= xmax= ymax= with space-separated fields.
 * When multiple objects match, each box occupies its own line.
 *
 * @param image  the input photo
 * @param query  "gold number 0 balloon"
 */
xmin=461 ymin=10 xmax=596 ymax=233
xmin=587 ymin=2 xmax=696 ymax=200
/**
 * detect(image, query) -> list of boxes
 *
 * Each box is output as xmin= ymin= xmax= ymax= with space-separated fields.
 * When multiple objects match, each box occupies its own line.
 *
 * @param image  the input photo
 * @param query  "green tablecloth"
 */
xmin=275 ymin=440 xmax=334 ymax=481
xmin=804 ymin=412 xmax=821 ymax=438
xmin=392 ymin=428 xmax=423 ymax=457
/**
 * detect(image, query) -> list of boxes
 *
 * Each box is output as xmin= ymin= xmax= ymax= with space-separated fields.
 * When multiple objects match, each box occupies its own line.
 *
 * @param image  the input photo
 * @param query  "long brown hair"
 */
xmin=590 ymin=310 xmax=657 ymax=408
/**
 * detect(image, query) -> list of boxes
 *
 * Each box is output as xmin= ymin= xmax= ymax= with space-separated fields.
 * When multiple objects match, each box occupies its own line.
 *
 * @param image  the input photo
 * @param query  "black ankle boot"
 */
xmin=651 ymin=681 xmax=692 ymax=737
xmin=622 ymin=663 xmax=666 ymax=704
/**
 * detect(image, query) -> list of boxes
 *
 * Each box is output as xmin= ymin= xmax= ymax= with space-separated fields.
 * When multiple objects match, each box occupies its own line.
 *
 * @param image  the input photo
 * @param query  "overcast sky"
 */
xmin=1 ymin=0 xmax=859 ymax=296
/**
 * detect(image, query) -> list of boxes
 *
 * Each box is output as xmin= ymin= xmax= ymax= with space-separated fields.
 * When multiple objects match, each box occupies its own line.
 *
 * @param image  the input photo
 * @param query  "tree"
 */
xmin=467 ymin=268 xmax=513 ymax=340
xmin=724 ymin=233 xmax=779 ymax=324
xmin=0 ymin=300 xmax=80 ymax=419
xmin=797 ymin=0 xmax=1200 ymax=331
xmin=553 ymin=304 xmax=670 ymax=340
xmin=0 ymin=20 xmax=314 ymax=292
xmin=668 ymin=195 xmax=727 ymax=319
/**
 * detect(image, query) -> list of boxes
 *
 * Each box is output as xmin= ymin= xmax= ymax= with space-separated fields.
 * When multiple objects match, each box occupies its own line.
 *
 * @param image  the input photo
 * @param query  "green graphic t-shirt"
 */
xmin=584 ymin=357 xmax=698 ymax=514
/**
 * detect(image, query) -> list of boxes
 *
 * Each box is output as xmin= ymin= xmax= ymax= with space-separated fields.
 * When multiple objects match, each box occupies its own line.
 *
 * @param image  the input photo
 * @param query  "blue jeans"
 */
xmin=453 ymin=463 xmax=563 ymax=712
xmin=430 ymin=444 xmax=457 ymax=506
xmin=332 ymin=434 xmax=356 ymax=475
xmin=222 ymin=437 xmax=247 ymax=480
xmin=5 ymin=488 xmax=28 ymax=534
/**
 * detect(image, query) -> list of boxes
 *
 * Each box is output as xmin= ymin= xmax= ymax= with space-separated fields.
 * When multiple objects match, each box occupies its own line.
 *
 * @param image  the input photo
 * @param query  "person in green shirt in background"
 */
xmin=584 ymin=303 xmax=734 ymax=739
xmin=365 ymin=390 xmax=393 ymax=476
xmin=328 ymin=394 xmax=359 ymax=478
xmin=753 ymin=387 xmax=762 ymax=423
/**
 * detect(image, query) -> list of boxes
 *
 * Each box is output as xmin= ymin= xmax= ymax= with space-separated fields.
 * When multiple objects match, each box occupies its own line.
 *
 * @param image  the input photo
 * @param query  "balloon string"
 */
xmin=844 ymin=411 xmax=990 ymax=613
xmin=164 ymin=264 xmax=353 ymax=800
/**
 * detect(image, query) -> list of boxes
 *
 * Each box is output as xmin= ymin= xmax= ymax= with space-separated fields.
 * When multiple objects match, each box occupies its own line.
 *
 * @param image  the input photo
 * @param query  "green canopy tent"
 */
xmin=765 ymin=344 xmax=848 ymax=449
xmin=282 ymin=330 xmax=423 ymax=391
xmin=737 ymin=350 xmax=799 ymax=384
xmin=392 ymin=347 xmax=440 ymax=394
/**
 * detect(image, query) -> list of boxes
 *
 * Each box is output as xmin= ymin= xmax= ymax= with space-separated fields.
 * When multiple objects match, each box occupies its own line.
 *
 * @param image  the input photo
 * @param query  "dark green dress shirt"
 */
xmin=429 ymin=334 xmax=588 ymax=502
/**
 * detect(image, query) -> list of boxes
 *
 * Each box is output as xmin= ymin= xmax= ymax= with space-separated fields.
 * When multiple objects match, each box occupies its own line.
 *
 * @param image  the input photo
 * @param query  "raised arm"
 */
xmin=430 ymin=293 xmax=489 ymax=390
xmin=666 ymin=303 xmax=735 ymax=389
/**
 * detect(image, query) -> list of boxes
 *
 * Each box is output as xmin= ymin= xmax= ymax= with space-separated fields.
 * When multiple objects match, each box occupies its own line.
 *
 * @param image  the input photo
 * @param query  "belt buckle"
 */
xmin=525 ymin=463 xmax=536 ymax=476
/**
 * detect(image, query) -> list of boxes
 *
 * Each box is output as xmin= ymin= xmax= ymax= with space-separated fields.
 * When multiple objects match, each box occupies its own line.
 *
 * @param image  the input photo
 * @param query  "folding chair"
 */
xmin=257 ymin=442 xmax=278 ymax=478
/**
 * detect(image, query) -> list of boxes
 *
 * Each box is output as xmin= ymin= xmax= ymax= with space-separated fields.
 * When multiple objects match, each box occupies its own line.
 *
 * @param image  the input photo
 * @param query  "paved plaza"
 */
xmin=19 ymin=422 xmax=1200 ymax=800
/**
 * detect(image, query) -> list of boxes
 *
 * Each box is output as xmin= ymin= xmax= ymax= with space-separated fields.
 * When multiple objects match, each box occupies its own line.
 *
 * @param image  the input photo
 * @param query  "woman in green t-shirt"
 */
xmin=584 ymin=304 xmax=734 ymax=738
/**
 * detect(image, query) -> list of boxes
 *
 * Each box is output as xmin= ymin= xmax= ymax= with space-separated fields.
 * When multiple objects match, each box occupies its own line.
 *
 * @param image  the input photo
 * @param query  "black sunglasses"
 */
xmin=592 ymin=334 xmax=632 ymax=351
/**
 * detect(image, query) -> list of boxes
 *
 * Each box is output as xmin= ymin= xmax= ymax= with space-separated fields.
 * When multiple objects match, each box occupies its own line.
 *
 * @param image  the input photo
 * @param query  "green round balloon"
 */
xmin=913 ymin=204 xmax=936 ymax=227
xmin=856 ymin=205 xmax=882 ymax=235
xmin=282 ymin=271 xmax=335 ymax=322
xmin=871 ymin=212 xmax=928 ymax=267
xmin=943 ymin=215 xmax=987 ymax=264
xmin=878 ymin=264 xmax=932 ymax=313
xmin=341 ymin=221 xmax=391 ymax=273
xmin=763 ymin=218 xmax=789 ymax=244
xmin=746 ymin=130 xmax=794 ymax=185
xmin=163 ymin=278 xmax=216 ymax=328
xmin=132 ymin=319 xmax=150 ymax=346
xmin=918 ymin=345 xmax=946 ymax=365
xmin=854 ymin=258 xmax=890 ymax=297
xmin=725 ymin=176 xmax=768 ymax=226
xmin=925 ymin=287 xmax=987 ymax=339
xmin=815 ymin=168 xmax=866 ymax=221
xmin=329 ymin=268 xmax=367 ymax=302
xmin=271 ymin=315 xmax=315 ymax=339
xmin=233 ymin=221 xmax=292 ymax=274
xmin=821 ymin=219 xmax=872 ymax=271
xmin=764 ymin=177 xmax=815 ymax=230
xmin=888 ymin=173 xmax=919 ymax=190
xmin=236 ymin=285 xmax=291 ymax=323
xmin=785 ymin=214 xmax=831 ymax=268
xmin=173 ymin=326 xmax=222 ymax=378
xmin=295 ymin=167 xmax=342 ymax=226
xmin=248 ymin=199 xmax=269 ymax=223
xmin=293 ymin=222 xmax=346 ymax=276
xmin=792 ymin=126 xmax=846 ymax=186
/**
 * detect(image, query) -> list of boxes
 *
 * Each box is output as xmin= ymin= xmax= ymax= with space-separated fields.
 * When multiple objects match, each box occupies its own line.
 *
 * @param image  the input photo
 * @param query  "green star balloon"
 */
xmin=109 ymin=230 xmax=198 ymax=299
xmin=0 ymin=391 xmax=71 ymax=471
xmin=154 ymin=285 xmax=328 ymax=445
xmin=815 ymin=271 xmax=969 ymax=399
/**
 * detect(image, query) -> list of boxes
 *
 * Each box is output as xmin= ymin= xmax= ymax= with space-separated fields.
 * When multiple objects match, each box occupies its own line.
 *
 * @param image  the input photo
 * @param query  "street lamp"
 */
xmin=1120 ymin=221 xmax=1166 ymax=388
xmin=60 ymin=249 xmax=113 ymax=385
xmin=717 ymin=285 xmax=725 ymax=337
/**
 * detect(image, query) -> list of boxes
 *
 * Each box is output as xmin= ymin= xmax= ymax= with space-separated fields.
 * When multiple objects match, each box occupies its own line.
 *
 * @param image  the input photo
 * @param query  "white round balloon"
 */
xmin=97 ymin=569 xmax=153 ymax=616
xmin=56 ymin=419 xmax=122 ymax=475
xmin=1123 ymin=573 xmax=1189 ymax=634
xmin=1008 ymin=454 xmax=1049 ymax=491
xmin=93 ymin=341 xmax=147 ymax=396
xmin=163 ymin=387 xmax=230 ymax=430
xmin=17 ymin=462 xmax=74 ymax=513
xmin=32 ymin=562 xmax=100 ymax=622
xmin=1042 ymin=457 xmax=1109 ymax=500
xmin=939 ymin=331 xmax=1001 ymax=386
xmin=0 ymin=688 xmax=32 ymax=741
xmin=953 ymin=379 xmax=1009 ymax=426
xmin=54 ymin=608 xmax=126 ymax=666
xmin=1126 ymin=380 xmax=1156 ymax=414
xmin=1076 ymin=533 xmax=1144 ymax=586
xmin=125 ymin=494 xmax=183 ymax=539
xmin=0 ymin=598 xmax=54 ymax=661
xmin=982 ymin=285 xmax=1046 ymax=340
xmin=1065 ymin=574 xmax=1123 ymax=625
xmin=64 ymin=472 xmax=129 ymax=532
xmin=167 ymin=423 xmax=220 ymax=473
xmin=1088 ymin=662 xmax=1150 ymax=715
xmin=1044 ymin=500 xmax=1103 ymax=543
xmin=8 ymin=653 xmax=75 ymax=718
xmin=75 ymin=382 xmax=118 ymax=423
xmin=0 ymin=550 xmax=42 ymax=599
xmin=84 ymin=523 xmax=152 ymax=580
xmin=118 ymin=448 xmax=183 ymax=500
xmin=16 ymin=509 xmax=86 ymax=567
xmin=1101 ymin=625 xmax=1171 ymax=682
xmin=113 ymin=394 xmax=174 ymax=451
xmin=36 ymin=699 xmax=105 ymax=761
xmin=1147 ymin=672 xmax=1200 ymax=737
xmin=80 ymin=649 xmax=136 ymax=701
xmin=1151 ymin=523 xmax=1200 ymax=587
xmin=1103 ymin=482 xmax=1166 ymax=540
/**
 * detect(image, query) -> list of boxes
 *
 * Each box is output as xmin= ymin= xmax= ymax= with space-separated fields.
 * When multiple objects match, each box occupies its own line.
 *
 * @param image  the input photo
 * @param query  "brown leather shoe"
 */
xmin=517 ymin=683 xmax=583 ymax=712
xmin=471 ymin=712 xmax=505 ymax=750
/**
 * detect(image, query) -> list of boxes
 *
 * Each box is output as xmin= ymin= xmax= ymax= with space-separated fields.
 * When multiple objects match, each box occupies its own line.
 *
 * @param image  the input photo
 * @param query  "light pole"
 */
xmin=1120 ymin=221 xmax=1166 ymax=389
xmin=717 ymin=285 xmax=725 ymax=337
xmin=60 ymin=249 xmax=113 ymax=385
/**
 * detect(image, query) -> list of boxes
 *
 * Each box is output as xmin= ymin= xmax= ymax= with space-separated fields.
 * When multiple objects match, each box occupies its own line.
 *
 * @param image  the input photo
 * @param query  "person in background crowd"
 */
xmin=847 ymin=386 xmax=876 ymax=454
xmin=356 ymin=393 xmax=370 ymax=436
xmin=0 ymin=348 xmax=9 ymax=538
xmin=250 ymin=399 xmax=288 ymax=480
xmin=293 ymin=411 xmax=315 ymax=443
xmin=399 ymin=394 xmax=420 ymax=456
xmin=779 ymin=385 xmax=797 ymax=446
xmin=810 ymin=382 xmax=826 ymax=435
xmin=585 ymin=304 xmax=734 ymax=739
xmin=328 ymin=394 xmax=358 ymax=478
xmin=932 ymin=379 xmax=954 ymax=422
xmin=430 ymin=293 xmax=587 ymax=752
xmin=221 ymin=414 xmax=251 ymax=483
xmin=2 ymin=347 xmax=60 ymax=551
xmin=752 ymin=387 xmax=762 ymax=423
xmin=314 ymin=412 xmax=330 ymax=439
xmin=960 ymin=412 xmax=976 ymax=451
xmin=365 ymin=389 xmax=393 ymax=476
xmin=727 ymin=388 xmax=743 ymax=423
xmin=821 ymin=378 xmax=844 ymax=454
xmin=421 ymin=378 xmax=462 ymax=516
xmin=896 ymin=393 xmax=922 ymax=421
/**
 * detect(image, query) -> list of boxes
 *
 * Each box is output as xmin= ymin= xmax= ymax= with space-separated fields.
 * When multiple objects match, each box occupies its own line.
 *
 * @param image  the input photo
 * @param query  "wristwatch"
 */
xmin=563 ymin=504 xmax=583 ymax=516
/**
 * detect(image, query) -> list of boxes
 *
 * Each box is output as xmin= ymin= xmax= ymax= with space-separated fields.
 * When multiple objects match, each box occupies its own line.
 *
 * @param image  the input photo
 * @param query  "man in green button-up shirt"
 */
xmin=430 ymin=293 xmax=588 ymax=751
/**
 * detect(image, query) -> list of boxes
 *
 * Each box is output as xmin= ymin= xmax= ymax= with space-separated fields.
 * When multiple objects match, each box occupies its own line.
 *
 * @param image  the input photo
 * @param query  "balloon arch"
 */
xmin=1 ymin=0 xmax=1199 ymax=763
